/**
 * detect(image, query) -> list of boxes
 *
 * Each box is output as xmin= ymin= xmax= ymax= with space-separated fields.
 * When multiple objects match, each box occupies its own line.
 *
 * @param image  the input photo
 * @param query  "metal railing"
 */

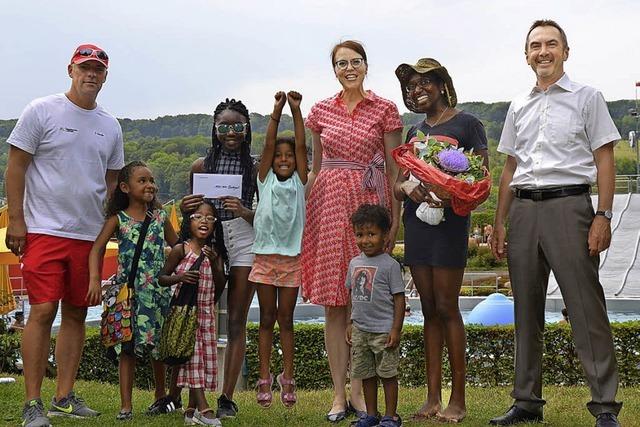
xmin=592 ymin=175 xmax=640 ymax=194
xmin=405 ymin=271 xmax=501 ymax=296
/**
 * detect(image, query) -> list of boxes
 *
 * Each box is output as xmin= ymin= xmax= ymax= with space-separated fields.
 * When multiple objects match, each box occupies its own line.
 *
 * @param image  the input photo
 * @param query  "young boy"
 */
xmin=345 ymin=204 xmax=405 ymax=427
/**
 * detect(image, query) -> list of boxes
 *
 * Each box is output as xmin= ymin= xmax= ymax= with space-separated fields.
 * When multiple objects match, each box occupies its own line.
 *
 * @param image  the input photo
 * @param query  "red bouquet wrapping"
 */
xmin=392 ymin=134 xmax=491 ymax=216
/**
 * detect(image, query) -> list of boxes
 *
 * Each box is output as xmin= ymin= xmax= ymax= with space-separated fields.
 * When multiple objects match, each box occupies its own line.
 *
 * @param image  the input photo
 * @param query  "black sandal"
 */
xmin=116 ymin=410 xmax=133 ymax=421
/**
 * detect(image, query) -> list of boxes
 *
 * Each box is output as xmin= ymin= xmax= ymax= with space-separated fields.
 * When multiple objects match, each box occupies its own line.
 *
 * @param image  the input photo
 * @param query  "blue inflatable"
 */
xmin=466 ymin=293 xmax=514 ymax=325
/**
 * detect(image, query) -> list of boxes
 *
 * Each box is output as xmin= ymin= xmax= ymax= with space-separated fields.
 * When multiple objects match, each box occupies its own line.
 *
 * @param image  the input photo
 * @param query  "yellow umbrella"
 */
xmin=169 ymin=203 xmax=180 ymax=232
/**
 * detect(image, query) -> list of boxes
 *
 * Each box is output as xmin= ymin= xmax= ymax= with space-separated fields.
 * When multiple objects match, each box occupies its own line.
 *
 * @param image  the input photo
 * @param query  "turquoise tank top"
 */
xmin=252 ymin=169 xmax=305 ymax=256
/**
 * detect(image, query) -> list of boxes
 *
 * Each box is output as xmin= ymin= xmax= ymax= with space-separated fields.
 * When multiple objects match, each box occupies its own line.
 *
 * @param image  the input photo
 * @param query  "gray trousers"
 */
xmin=507 ymin=193 xmax=621 ymax=416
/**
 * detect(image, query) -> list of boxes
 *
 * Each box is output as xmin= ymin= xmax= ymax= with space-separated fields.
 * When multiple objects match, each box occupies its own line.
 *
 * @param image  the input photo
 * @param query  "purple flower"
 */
xmin=437 ymin=148 xmax=469 ymax=174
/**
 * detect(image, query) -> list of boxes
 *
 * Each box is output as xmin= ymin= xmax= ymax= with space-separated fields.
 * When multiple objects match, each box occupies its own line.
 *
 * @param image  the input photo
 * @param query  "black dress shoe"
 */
xmin=596 ymin=413 xmax=620 ymax=427
xmin=489 ymin=405 xmax=543 ymax=425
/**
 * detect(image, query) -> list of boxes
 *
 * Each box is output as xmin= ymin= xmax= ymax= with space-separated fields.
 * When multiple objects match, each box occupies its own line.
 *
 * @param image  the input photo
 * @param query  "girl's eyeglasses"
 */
xmin=405 ymin=77 xmax=434 ymax=94
xmin=215 ymin=123 xmax=248 ymax=134
xmin=334 ymin=58 xmax=365 ymax=70
xmin=75 ymin=48 xmax=109 ymax=62
xmin=190 ymin=214 xmax=217 ymax=223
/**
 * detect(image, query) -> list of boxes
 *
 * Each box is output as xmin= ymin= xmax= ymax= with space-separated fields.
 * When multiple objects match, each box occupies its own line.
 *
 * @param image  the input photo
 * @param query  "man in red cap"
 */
xmin=5 ymin=43 xmax=124 ymax=427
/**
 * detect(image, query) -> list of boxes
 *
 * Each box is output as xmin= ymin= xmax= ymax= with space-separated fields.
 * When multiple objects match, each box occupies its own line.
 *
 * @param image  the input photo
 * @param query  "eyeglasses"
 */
xmin=405 ymin=77 xmax=434 ymax=94
xmin=334 ymin=58 xmax=365 ymax=70
xmin=215 ymin=123 xmax=248 ymax=134
xmin=75 ymin=48 xmax=109 ymax=62
xmin=190 ymin=213 xmax=217 ymax=223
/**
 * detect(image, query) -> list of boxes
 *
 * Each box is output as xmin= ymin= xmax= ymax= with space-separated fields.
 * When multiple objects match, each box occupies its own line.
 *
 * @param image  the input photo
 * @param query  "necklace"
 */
xmin=427 ymin=106 xmax=449 ymax=127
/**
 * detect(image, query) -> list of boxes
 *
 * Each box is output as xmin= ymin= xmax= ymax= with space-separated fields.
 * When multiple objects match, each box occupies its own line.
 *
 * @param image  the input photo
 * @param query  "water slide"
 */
xmin=547 ymin=193 xmax=640 ymax=297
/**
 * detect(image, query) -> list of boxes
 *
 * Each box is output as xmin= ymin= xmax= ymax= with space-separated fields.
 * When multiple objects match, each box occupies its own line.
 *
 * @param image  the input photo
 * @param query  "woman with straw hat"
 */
xmin=393 ymin=58 xmax=489 ymax=423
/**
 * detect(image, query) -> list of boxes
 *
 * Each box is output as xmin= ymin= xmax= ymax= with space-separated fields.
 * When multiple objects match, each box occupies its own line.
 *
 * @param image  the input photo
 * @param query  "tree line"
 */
xmin=0 ymin=100 xmax=638 ymax=202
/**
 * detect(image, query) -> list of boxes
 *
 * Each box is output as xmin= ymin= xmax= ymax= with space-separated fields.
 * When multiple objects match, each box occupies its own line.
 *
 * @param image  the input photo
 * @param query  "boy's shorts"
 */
xmin=21 ymin=233 xmax=93 ymax=307
xmin=248 ymin=254 xmax=301 ymax=287
xmin=221 ymin=217 xmax=255 ymax=268
xmin=350 ymin=326 xmax=400 ymax=379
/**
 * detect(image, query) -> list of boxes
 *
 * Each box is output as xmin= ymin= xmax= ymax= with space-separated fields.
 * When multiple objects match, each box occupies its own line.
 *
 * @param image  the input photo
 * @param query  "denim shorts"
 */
xmin=221 ymin=217 xmax=255 ymax=267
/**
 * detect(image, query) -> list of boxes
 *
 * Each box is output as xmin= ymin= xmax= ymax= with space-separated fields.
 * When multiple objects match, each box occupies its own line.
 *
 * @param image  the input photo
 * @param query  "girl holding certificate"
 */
xmin=180 ymin=98 xmax=257 ymax=419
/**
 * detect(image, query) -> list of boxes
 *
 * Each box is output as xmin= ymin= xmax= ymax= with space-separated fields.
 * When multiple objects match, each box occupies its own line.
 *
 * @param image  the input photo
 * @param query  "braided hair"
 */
xmin=178 ymin=199 xmax=228 ymax=262
xmin=106 ymin=160 xmax=161 ymax=217
xmin=203 ymin=98 xmax=254 ymax=203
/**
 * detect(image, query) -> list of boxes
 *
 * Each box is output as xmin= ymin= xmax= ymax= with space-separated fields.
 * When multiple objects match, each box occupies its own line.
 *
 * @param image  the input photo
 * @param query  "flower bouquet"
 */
xmin=392 ymin=131 xmax=491 ymax=224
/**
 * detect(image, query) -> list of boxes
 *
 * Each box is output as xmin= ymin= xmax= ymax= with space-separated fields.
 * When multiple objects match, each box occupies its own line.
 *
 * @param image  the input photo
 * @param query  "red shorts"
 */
xmin=21 ymin=233 xmax=94 ymax=307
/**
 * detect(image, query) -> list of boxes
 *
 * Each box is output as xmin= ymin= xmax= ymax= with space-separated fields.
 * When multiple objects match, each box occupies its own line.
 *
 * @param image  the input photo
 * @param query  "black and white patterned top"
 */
xmin=207 ymin=149 xmax=257 ymax=221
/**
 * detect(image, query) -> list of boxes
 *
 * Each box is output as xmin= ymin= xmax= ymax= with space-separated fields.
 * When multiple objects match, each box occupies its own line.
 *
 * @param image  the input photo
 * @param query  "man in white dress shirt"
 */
xmin=489 ymin=20 xmax=621 ymax=427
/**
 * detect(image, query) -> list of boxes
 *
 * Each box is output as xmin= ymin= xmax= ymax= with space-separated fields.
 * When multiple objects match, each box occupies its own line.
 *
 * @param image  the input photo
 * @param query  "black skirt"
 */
xmin=403 ymin=199 xmax=470 ymax=268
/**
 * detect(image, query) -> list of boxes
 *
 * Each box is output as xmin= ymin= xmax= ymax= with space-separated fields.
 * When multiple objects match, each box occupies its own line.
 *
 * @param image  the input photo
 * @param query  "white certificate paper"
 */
xmin=192 ymin=173 xmax=242 ymax=198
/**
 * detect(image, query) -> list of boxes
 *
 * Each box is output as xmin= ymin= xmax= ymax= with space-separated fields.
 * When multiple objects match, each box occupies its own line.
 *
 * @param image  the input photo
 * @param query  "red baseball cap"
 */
xmin=70 ymin=44 xmax=109 ymax=68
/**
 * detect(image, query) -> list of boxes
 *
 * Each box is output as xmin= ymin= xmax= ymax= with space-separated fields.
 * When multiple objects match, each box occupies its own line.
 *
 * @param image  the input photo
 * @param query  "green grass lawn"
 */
xmin=1 ymin=376 xmax=638 ymax=426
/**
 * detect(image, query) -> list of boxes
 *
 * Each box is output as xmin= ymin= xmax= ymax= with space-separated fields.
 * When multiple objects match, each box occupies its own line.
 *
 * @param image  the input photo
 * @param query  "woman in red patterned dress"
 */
xmin=301 ymin=40 xmax=403 ymax=422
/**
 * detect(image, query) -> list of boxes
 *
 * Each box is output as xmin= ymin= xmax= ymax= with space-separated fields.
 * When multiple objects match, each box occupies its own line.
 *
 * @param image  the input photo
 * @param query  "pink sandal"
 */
xmin=276 ymin=372 xmax=297 ymax=408
xmin=256 ymin=374 xmax=273 ymax=408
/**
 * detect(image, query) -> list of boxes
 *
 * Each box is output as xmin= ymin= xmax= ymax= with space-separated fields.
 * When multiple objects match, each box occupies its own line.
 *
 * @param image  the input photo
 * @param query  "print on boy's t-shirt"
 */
xmin=352 ymin=266 xmax=376 ymax=302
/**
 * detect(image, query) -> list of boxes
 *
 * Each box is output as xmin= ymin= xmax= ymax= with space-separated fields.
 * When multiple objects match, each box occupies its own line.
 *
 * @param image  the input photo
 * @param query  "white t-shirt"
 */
xmin=7 ymin=93 xmax=125 ymax=241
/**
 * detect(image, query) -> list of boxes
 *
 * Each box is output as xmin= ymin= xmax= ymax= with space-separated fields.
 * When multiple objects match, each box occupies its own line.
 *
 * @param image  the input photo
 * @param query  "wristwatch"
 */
xmin=595 ymin=210 xmax=613 ymax=220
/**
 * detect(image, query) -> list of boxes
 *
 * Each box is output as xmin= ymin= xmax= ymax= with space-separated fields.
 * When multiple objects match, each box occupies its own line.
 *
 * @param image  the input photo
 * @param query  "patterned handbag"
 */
xmin=159 ymin=252 xmax=204 ymax=365
xmin=100 ymin=210 xmax=153 ymax=348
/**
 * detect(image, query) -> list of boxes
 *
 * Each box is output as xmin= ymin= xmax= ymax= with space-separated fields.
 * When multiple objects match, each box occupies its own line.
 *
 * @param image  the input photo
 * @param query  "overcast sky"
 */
xmin=1 ymin=0 xmax=638 ymax=119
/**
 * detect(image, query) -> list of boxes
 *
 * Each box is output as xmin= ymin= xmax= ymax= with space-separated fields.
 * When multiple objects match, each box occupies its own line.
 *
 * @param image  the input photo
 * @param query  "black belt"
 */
xmin=514 ymin=185 xmax=590 ymax=201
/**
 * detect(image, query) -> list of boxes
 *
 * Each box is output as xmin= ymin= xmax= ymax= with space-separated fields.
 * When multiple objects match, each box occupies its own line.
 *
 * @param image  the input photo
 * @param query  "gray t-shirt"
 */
xmin=346 ymin=253 xmax=405 ymax=333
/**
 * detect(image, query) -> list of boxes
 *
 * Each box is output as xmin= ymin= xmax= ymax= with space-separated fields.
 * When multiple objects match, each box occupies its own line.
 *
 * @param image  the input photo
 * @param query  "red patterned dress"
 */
xmin=175 ymin=243 xmax=217 ymax=391
xmin=302 ymin=90 xmax=403 ymax=306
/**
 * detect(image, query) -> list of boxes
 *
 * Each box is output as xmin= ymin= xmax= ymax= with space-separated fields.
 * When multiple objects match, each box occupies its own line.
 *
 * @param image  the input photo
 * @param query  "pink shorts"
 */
xmin=249 ymin=254 xmax=301 ymax=288
xmin=21 ymin=233 xmax=94 ymax=307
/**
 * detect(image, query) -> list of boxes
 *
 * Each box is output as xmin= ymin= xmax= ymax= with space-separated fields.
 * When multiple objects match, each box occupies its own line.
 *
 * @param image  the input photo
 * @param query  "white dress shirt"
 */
xmin=498 ymin=74 xmax=620 ymax=189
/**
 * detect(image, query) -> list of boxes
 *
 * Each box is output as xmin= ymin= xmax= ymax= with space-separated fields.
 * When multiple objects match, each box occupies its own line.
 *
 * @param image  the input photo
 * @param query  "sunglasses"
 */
xmin=406 ymin=77 xmax=435 ymax=94
xmin=190 ymin=213 xmax=217 ymax=223
xmin=75 ymin=48 xmax=109 ymax=62
xmin=334 ymin=58 xmax=365 ymax=70
xmin=215 ymin=122 xmax=248 ymax=134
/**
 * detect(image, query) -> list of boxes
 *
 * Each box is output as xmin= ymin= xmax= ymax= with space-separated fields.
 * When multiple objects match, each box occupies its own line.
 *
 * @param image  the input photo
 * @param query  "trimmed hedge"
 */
xmin=2 ymin=322 xmax=639 ymax=389
xmin=246 ymin=322 xmax=640 ymax=389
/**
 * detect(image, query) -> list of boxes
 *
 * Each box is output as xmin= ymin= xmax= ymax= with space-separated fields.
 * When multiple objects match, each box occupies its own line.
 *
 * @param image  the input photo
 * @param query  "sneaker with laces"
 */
xmin=22 ymin=399 xmax=51 ymax=427
xmin=215 ymin=394 xmax=238 ymax=419
xmin=145 ymin=395 xmax=180 ymax=416
xmin=47 ymin=391 xmax=100 ymax=418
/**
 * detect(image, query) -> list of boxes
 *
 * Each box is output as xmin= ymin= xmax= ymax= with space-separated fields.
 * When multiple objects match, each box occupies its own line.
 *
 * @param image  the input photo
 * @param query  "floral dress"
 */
xmin=175 ymin=243 xmax=217 ymax=391
xmin=301 ymin=91 xmax=403 ymax=306
xmin=115 ymin=209 xmax=170 ymax=358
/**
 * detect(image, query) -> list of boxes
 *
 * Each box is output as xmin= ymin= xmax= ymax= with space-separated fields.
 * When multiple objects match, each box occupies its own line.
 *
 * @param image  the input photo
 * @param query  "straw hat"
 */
xmin=395 ymin=58 xmax=457 ymax=111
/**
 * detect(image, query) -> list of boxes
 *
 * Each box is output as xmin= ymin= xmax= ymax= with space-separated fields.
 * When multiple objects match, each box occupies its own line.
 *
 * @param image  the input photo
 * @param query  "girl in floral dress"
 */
xmin=88 ymin=161 xmax=179 ymax=421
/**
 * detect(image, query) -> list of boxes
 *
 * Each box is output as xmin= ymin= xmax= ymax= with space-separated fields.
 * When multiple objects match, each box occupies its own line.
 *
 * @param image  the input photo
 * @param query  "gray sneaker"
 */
xmin=22 ymin=399 xmax=51 ymax=427
xmin=193 ymin=409 xmax=222 ymax=426
xmin=47 ymin=391 xmax=100 ymax=418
